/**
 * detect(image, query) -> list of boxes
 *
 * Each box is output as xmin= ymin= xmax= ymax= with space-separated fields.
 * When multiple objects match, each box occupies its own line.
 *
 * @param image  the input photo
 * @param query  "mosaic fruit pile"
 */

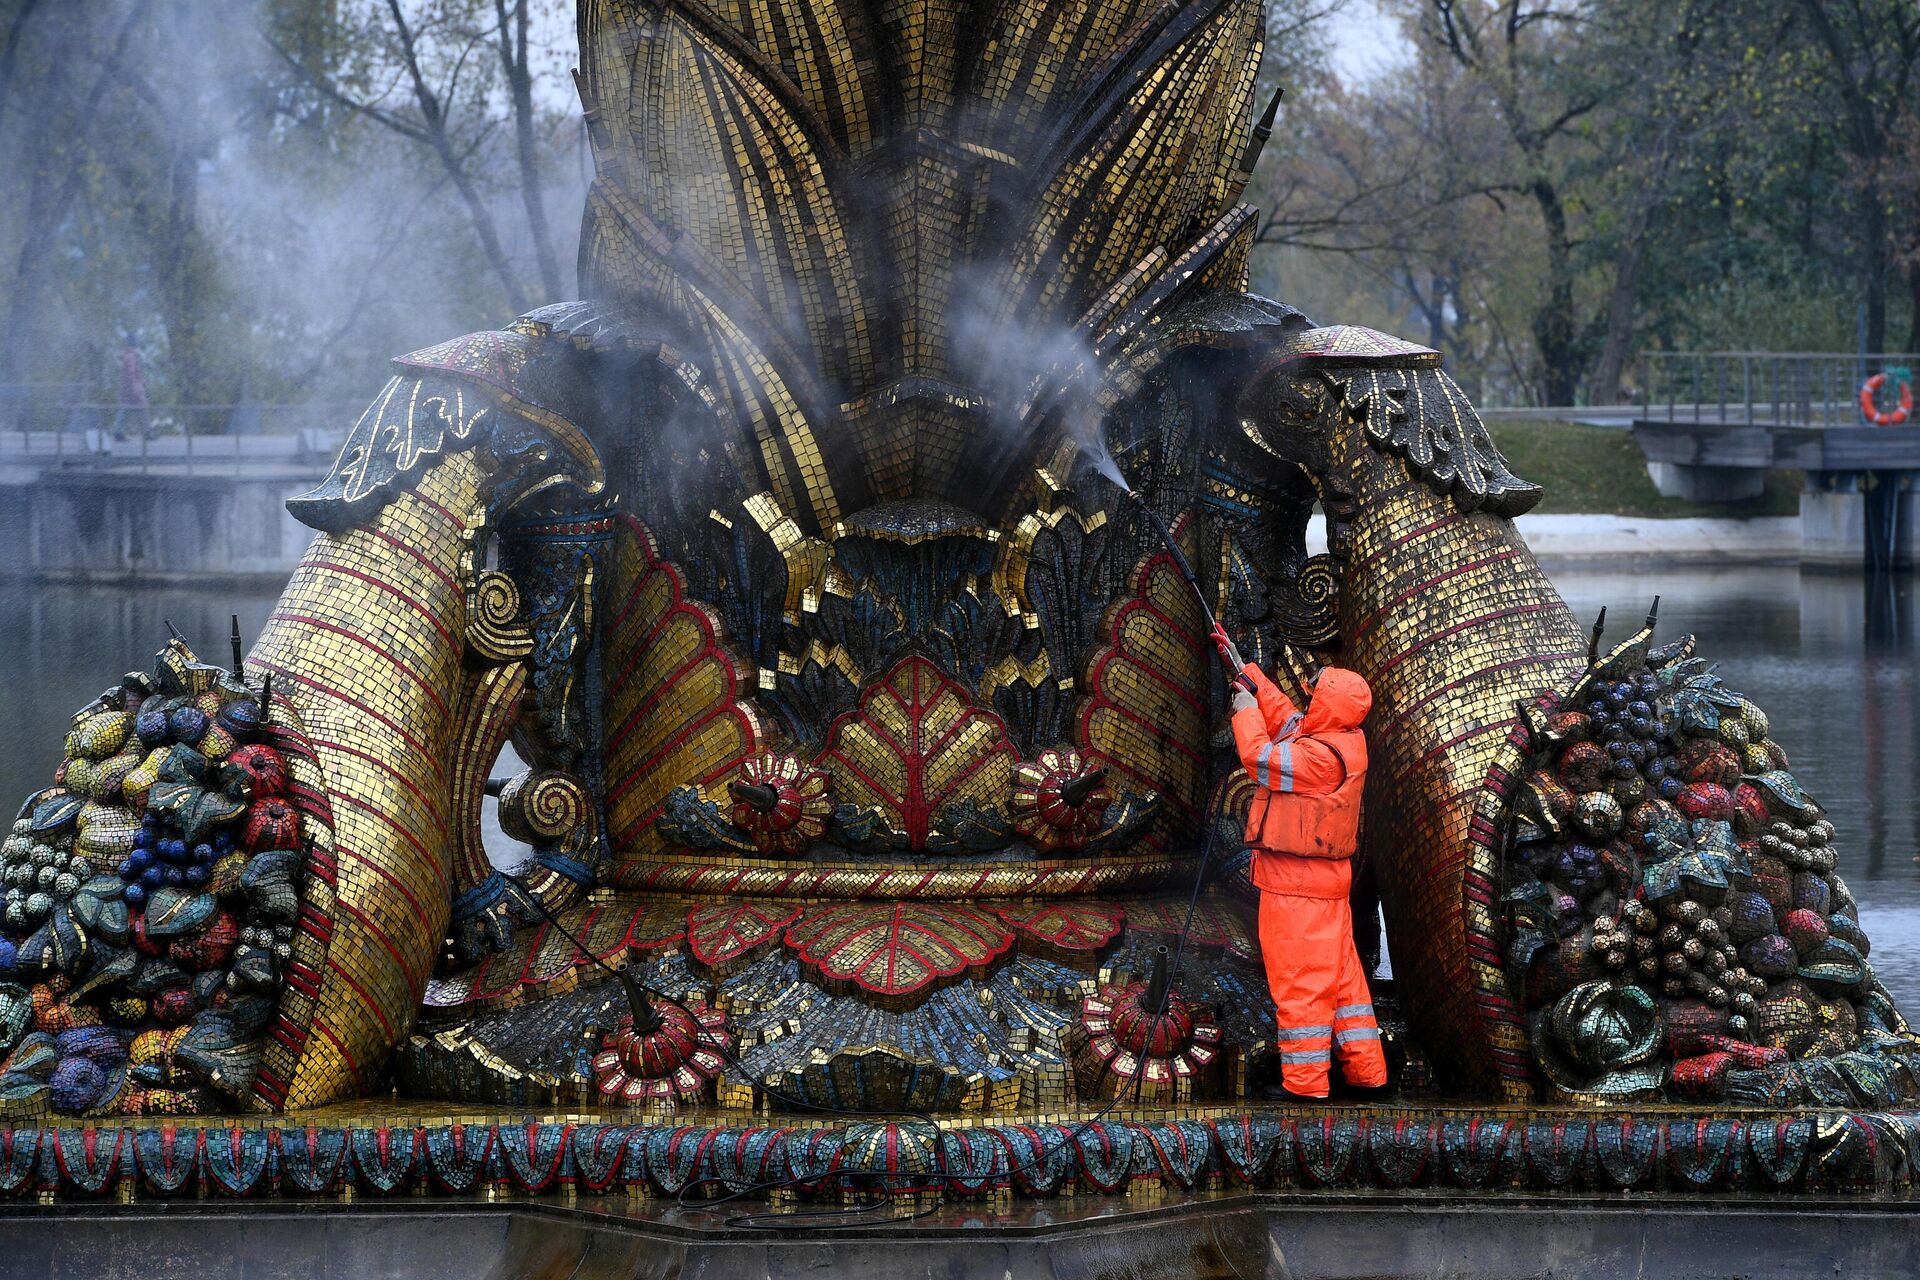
xmin=1507 ymin=618 xmax=1913 ymax=1105
xmin=0 ymin=641 xmax=305 ymax=1115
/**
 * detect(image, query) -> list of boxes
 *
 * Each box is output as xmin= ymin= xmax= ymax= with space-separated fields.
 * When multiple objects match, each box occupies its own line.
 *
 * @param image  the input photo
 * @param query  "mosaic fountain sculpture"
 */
xmin=0 ymin=0 xmax=1916 ymax=1201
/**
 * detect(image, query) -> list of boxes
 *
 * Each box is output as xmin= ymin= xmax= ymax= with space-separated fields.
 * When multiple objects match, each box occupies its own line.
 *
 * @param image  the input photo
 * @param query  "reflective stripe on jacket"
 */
xmin=1229 ymin=664 xmax=1371 ymax=887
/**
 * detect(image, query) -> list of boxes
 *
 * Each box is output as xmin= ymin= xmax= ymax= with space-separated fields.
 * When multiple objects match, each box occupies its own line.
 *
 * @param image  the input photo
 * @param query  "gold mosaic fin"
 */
xmin=577 ymin=0 xmax=873 ymax=395
xmin=989 ymin=0 xmax=1262 ymax=329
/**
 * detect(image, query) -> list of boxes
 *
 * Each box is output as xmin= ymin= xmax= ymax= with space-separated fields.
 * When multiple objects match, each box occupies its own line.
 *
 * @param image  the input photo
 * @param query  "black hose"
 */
xmin=1124 ymin=489 xmax=1226 ymax=639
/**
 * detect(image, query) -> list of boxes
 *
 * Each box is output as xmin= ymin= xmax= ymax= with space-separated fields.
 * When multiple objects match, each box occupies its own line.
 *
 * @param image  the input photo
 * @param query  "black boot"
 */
xmin=1257 ymin=1081 xmax=1328 ymax=1104
xmin=1334 ymin=1081 xmax=1395 ymax=1102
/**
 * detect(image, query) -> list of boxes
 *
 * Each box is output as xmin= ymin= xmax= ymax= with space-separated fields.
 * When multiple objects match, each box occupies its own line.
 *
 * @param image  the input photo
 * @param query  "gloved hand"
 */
xmin=1229 ymin=687 xmax=1257 ymax=715
xmin=1209 ymin=623 xmax=1245 ymax=672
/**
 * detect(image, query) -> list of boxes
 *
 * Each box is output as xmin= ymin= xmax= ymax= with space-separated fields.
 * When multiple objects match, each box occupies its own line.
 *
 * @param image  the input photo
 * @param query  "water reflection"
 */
xmin=0 ymin=587 xmax=279 ymax=807
xmin=0 ymin=570 xmax=1913 ymax=1005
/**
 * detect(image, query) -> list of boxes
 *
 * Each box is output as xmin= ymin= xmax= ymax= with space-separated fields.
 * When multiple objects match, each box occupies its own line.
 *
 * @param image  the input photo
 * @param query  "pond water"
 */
xmin=0 ymin=568 xmax=1914 ymax=1007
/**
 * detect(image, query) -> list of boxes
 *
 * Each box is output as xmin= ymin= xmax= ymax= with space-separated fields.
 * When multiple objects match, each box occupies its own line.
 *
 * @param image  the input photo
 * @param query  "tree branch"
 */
xmin=257 ymin=27 xmax=430 ymax=143
xmin=0 ymin=0 xmax=44 ymax=124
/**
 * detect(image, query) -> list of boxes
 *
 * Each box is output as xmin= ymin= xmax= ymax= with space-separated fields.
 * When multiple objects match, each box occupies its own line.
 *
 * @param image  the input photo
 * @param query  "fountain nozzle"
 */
xmin=1060 ymin=766 xmax=1109 ymax=807
xmin=1145 ymin=944 xmax=1171 ymax=1014
xmin=729 ymin=780 xmax=781 ymax=813
xmin=620 ymin=967 xmax=663 ymax=1035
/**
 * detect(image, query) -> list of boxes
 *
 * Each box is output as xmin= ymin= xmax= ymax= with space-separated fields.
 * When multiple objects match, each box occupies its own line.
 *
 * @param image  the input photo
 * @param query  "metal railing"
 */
xmin=0 ymin=390 xmax=353 ymax=476
xmin=1636 ymin=352 xmax=1920 ymax=429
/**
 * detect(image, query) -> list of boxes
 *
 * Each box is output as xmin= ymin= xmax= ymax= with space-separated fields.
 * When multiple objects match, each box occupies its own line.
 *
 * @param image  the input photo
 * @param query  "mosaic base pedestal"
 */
xmin=0 ymin=1100 xmax=1916 ymax=1203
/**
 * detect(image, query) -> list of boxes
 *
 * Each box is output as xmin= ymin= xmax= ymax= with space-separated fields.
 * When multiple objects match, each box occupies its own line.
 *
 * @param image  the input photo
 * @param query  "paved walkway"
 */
xmin=1515 ymin=513 xmax=1802 ymax=566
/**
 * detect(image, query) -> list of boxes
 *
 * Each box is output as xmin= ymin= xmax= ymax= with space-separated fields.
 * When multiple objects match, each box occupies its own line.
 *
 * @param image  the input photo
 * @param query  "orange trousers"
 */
xmin=1256 ymin=865 xmax=1388 ymax=1097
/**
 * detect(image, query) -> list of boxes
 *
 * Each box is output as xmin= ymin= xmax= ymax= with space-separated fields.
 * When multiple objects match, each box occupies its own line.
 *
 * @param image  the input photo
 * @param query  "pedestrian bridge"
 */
xmin=1630 ymin=352 xmax=1920 ymax=571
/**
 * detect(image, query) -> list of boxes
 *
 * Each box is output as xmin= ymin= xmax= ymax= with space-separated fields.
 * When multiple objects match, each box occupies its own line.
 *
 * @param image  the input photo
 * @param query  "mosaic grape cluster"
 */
xmin=1507 ymin=618 xmax=1913 ymax=1105
xmin=0 ymin=641 xmax=306 ymax=1116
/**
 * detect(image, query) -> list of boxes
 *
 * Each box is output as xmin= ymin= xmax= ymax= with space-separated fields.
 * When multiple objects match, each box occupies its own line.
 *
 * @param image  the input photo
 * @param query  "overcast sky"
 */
xmin=1322 ymin=0 xmax=1413 ymax=84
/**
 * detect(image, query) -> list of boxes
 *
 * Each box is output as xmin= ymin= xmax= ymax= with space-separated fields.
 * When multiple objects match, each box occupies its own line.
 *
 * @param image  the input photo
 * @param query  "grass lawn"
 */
xmin=1487 ymin=419 xmax=1800 ymax=518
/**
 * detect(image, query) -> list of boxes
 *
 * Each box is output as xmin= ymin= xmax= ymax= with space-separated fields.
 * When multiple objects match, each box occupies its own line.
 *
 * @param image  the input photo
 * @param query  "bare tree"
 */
xmin=0 ymin=2 xmax=151 ymax=384
xmin=1792 ymin=0 xmax=1920 ymax=355
xmin=492 ymin=0 xmax=562 ymax=301
xmin=0 ymin=0 xmax=44 ymax=123
xmin=1583 ymin=1 xmax=1733 ymax=402
xmin=1250 ymin=17 xmax=1527 ymax=398
xmin=1424 ymin=0 xmax=1600 ymax=404
xmin=263 ymin=0 xmax=568 ymax=314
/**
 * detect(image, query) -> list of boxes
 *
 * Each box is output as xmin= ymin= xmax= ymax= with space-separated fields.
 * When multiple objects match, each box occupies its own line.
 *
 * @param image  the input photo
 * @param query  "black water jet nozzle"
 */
xmin=1144 ymin=944 xmax=1172 ymax=1015
xmin=1229 ymin=86 xmax=1285 ymax=190
xmin=229 ymin=614 xmax=244 ymax=679
xmin=729 ymin=780 xmax=780 ymax=813
xmin=1587 ymin=606 xmax=1608 ymax=665
xmin=620 ymin=966 xmax=664 ymax=1036
xmin=1060 ymin=767 xmax=1109 ymax=807
xmin=513 ymin=884 xmax=664 ymax=1036
xmin=484 ymin=777 xmax=510 ymax=798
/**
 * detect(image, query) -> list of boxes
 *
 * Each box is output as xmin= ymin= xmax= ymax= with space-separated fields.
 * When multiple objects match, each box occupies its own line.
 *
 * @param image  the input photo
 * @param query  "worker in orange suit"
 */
xmin=1214 ymin=628 xmax=1390 ymax=1103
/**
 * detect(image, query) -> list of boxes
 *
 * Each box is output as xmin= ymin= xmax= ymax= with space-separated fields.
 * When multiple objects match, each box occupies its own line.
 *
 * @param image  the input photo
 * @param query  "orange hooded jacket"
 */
xmin=1229 ymin=664 xmax=1372 ymax=895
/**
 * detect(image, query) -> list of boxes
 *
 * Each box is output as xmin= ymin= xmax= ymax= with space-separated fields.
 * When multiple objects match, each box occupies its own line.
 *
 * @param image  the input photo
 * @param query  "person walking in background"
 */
xmin=1215 ymin=630 xmax=1391 ymax=1103
xmin=111 ymin=332 xmax=150 ymax=440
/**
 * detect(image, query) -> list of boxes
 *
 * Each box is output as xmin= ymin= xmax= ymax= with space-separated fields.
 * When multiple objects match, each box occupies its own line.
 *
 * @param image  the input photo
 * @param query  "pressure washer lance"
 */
xmin=1121 ymin=486 xmax=1250 ymax=676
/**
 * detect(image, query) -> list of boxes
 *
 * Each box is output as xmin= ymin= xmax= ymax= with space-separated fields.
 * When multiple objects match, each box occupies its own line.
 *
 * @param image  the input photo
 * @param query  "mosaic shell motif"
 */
xmin=1078 ymin=551 xmax=1210 ymax=849
xmin=784 ymin=902 xmax=1017 ymax=1006
xmin=603 ymin=519 xmax=769 ymax=877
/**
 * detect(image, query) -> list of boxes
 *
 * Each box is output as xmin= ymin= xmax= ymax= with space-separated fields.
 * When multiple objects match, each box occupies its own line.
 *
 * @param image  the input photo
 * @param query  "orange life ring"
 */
xmin=1859 ymin=372 xmax=1913 ymax=425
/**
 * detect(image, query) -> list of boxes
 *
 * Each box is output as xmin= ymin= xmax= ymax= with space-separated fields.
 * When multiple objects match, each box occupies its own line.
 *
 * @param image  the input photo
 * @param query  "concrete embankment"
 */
xmin=0 ymin=468 xmax=317 ymax=586
xmin=0 ymin=474 xmax=1861 ymax=587
xmin=1514 ymin=513 xmax=1805 ymax=569
xmin=1307 ymin=513 xmax=1807 ymax=570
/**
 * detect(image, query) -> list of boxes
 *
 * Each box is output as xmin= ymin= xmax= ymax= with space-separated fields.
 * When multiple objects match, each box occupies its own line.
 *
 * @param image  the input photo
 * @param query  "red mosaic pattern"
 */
xmin=818 ymin=656 xmax=1018 ymax=851
xmin=685 ymin=899 xmax=803 ymax=976
xmin=1077 ymin=550 xmax=1209 ymax=848
xmin=993 ymin=900 xmax=1126 ymax=960
xmin=784 ymin=901 xmax=1015 ymax=1004
xmin=591 ymin=1001 xmax=731 ymax=1106
xmin=604 ymin=516 xmax=767 ymax=877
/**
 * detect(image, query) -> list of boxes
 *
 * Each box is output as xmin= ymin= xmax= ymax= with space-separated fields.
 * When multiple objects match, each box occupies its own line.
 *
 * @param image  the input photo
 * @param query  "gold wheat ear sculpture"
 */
xmin=574 ymin=0 xmax=1267 ymax=525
